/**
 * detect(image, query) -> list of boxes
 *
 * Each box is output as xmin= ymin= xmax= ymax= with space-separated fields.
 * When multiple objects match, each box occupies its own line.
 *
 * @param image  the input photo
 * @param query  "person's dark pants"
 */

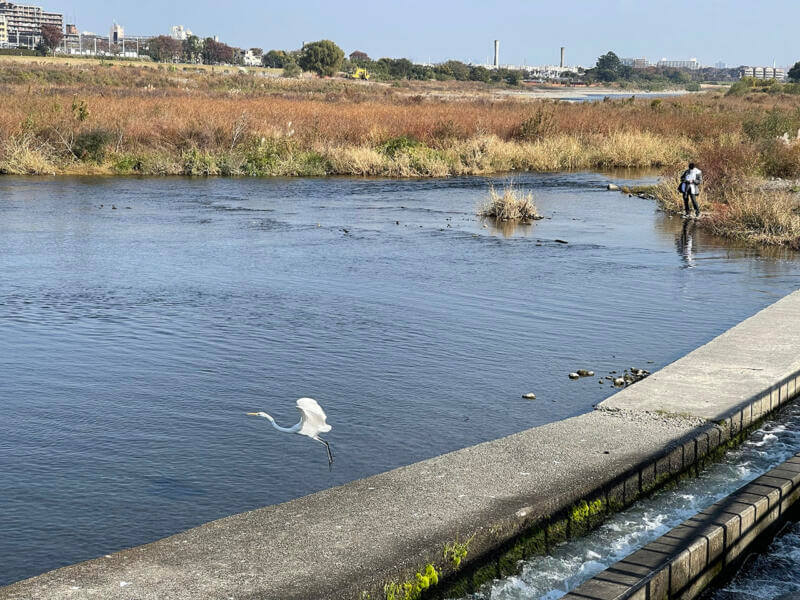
xmin=683 ymin=192 xmax=700 ymax=216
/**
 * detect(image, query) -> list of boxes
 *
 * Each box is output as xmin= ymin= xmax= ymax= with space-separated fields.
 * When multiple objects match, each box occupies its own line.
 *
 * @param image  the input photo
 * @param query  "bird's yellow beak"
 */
xmin=246 ymin=412 xmax=259 ymax=416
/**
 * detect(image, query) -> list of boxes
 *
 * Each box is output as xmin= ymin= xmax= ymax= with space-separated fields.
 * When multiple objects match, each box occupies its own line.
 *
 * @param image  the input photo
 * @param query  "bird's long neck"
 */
xmin=262 ymin=413 xmax=302 ymax=434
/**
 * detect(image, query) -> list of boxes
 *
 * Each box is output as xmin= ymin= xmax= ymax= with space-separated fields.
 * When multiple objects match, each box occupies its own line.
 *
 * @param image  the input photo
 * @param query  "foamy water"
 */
xmin=463 ymin=403 xmax=800 ymax=600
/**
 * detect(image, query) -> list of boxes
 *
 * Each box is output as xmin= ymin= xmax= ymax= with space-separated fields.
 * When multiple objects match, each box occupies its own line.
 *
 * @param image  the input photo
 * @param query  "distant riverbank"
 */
xmin=0 ymin=59 xmax=798 ymax=247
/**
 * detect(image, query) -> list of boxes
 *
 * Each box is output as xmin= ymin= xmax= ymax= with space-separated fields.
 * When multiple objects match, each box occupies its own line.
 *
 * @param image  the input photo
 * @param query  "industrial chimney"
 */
xmin=560 ymin=46 xmax=565 ymax=68
xmin=494 ymin=40 xmax=499 ymax=67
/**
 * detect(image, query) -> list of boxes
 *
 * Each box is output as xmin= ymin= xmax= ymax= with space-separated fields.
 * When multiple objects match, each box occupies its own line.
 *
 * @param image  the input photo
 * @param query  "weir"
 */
xmin=1 ymin=290 xmax=799 ymax=600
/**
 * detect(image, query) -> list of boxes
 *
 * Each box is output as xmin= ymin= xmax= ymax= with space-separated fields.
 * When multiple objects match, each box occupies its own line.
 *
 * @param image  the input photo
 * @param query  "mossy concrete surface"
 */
xmin=1 ymin=291 xmax=799 ymax=600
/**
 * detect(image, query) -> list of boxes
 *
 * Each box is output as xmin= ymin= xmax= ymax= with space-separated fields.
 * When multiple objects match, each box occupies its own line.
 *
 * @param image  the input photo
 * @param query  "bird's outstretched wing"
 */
xmin=296 ymin=397 xmax=332 ymax=438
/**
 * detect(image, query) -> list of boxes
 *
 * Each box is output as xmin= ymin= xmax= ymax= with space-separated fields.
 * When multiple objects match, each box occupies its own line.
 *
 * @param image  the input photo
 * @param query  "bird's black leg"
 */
xmin=318 ymin=437 xmax=334 ymax=469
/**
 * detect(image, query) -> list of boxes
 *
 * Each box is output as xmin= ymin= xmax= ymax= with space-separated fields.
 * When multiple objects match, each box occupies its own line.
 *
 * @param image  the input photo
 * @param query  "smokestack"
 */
xmin=560 ymin=47 xmax=565 ymax=68
xmin=494 ymin=40 xmax=499 ymax=67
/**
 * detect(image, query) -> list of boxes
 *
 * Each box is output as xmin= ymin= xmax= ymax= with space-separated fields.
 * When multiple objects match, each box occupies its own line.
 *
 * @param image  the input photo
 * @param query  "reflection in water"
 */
xmin=483 ymin=218 xmax=535 ymax=238
xmin=676 ymin=219 xmax=698 ymax=268
xmin=653 ymin=212 xmax=798 ymax=269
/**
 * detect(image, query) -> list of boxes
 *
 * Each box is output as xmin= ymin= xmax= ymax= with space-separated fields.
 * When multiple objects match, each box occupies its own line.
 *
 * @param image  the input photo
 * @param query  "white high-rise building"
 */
xmin=110 ymin=21 xmax=123 ymax=43
xmin=170 ymin=24 xmax=192 ymax=40
xmin=0 ymin=14 xmax=8 ymax=46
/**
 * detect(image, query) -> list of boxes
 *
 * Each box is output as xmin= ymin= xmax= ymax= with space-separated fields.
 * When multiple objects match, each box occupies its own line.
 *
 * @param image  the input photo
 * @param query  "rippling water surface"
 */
xmin=710 ymin=520 xmax=800 ymax=600
xmin=1 ymin=173 xmax=799 ymax=585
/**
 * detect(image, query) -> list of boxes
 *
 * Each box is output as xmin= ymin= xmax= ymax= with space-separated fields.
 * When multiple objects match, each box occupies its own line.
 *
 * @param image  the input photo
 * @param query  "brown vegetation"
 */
xmin=0 ymin=59 xmax=799 ymax=246
xmin=479 ymin=182 xmax=540 ymax=221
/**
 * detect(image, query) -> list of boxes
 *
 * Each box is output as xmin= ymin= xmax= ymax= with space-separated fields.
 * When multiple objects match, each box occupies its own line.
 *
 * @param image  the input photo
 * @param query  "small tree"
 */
xmin=298 ymin=39 xmax=344 ymax=77
xmin=146 ymin=35 xmax=182 ymax=62
xmin=202 ymin=38 xmax=235 ymax=65
xmin=788 ymin=61 xmax=800 ymax=83
xmin=594 ymin=51 xmax=623 ymax=82
xmin=40 ymin=24 xmax=63 ymax=56
xmin=182 ymin=35 xmax=203 ymax=63
xmin=262 ymin=49 xmax=287 ymax=68
xmin=282 ymin=57 xmax=301 ymax=78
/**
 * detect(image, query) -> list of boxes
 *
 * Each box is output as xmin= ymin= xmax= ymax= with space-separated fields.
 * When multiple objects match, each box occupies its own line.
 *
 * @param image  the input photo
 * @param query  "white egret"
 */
xmin=247 ymin=397 xmax=334 ymax=467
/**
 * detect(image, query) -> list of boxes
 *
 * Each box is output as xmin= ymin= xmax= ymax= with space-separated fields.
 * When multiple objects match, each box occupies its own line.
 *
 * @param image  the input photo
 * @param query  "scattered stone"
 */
xmin=614 ymin=378 xmax=626 ymax=387
xmin=577 ymin=369 xmax=594 ymax=377
xmin=522 ymin=393 xmax=536 ymax=400
xmin=569 ymin=372 xmax=580 ymax=380
xmin=607 ymin=183 xmax=620 ymax=191
xmin=598 ymin=380 xmax=604 ymax=384
xmin=112 ymin=205 xmax=117 ymax=210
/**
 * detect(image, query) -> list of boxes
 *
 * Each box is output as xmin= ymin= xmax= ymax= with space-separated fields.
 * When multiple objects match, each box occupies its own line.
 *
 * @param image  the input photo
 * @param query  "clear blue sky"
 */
xmin=52 ymin=0 xmax=798 ymax=67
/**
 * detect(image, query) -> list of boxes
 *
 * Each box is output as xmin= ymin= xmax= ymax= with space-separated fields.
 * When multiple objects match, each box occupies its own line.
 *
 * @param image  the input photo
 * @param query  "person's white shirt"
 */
xmin=685 ymin=167 xmax=702 ymax=194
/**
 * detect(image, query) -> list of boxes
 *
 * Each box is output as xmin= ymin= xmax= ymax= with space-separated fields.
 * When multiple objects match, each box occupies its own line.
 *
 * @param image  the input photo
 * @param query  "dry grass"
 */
xmin=479 ymin=182 xmax=540 ymax=220
xmin=1 ymin=59 xmax=800 ymax=247
xmin=705 ymin=191 xmax=800 ymax=248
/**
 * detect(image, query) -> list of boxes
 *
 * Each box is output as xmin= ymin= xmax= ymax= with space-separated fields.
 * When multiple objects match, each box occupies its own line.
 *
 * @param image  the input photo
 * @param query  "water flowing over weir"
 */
xmin=709 ymin=521 xmax=800 ymax=600
xmin=462 ymin=403 xmax=800 ymax=600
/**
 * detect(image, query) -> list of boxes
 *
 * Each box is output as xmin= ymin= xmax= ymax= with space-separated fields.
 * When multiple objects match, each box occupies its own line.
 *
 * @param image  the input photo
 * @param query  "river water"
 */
xmin=1 ymin=173 xmax=799 ymax=586
xmin=709 ymin=520 xmax=800 ymax=600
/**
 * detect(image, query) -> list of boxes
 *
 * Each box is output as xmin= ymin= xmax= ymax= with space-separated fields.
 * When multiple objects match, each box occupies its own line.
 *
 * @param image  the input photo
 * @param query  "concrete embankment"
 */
xmin=562 ymin=452 xmax=800 ymax=600
xmin=2 ymin=290 xmax=800 ymax=600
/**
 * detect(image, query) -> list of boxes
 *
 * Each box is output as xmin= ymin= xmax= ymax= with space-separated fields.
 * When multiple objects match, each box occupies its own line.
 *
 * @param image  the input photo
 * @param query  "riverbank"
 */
xmin=1 ymin=59 xmax=799 ymax=247
xmin=2 ymin=289 xmax=799 ymax=600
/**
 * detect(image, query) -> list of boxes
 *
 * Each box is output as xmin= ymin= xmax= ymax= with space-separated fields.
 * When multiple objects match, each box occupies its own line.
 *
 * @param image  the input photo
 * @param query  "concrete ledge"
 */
xmin=561 ymin=453 xmax=800 ymax=600
xmin=2 ymin=290 xmax=800 ymax=600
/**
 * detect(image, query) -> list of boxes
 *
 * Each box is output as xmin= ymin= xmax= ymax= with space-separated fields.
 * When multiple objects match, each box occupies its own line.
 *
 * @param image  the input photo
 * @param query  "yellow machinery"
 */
xmin=349 ymin=68 xmax=370 ymax=80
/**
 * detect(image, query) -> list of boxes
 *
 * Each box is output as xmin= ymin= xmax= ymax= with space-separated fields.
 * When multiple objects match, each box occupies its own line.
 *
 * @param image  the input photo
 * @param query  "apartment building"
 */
xmin=0 ymin=1 xmax=62 ymax=46
xmin=0 ymin=14 xmax=8 ymax=46
xmin=740 ymin=66 xmax=786 ymax=81
xmin=656 ymin=57 xmax=700 ymax=70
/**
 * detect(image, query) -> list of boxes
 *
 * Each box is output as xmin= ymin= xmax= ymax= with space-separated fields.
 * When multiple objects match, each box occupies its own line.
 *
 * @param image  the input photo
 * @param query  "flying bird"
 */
xmin=247 ymin=397 xmax=334 ymax=467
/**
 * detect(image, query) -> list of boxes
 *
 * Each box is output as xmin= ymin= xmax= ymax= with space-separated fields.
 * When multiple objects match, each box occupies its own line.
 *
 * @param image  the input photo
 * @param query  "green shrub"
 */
xmin=743 ymin=108 xmax=800 ymax=142
xmin=72 ymin=129 xmax=114 ymax=162
xmin=379 ymin=135 xmax=422 ymax=157
xmin=760 ymin=140 xmax=800 ymax=178
xmin=513 ymin=108 xmax=556 ymax=141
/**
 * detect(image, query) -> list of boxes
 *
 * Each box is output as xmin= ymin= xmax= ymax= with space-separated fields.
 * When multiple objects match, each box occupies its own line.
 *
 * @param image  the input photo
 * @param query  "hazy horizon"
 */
xmin=47 ymin=0 xmax=799 ymax=68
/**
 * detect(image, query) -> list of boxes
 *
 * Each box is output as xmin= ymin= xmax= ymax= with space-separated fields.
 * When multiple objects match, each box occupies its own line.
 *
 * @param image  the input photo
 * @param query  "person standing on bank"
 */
xmin=679 ymin=162 xmax=703 ymax=218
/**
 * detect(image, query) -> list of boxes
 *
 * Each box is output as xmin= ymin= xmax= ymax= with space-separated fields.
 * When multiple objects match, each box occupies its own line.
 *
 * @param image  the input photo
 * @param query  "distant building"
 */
xmin=0 ymin=1 xmax=63 ymax=47
xmin=526 ymin=64 xmax=580 ymax=80
xmin=110 ymin=21 xmax=123 ymax=43
xmin=715 ymin=61 xmax=727 ymax=69
xmin=740 ymin=66 xmax=785 ymax=81
xmin=621 ymin=57 xmax=650 ymax=69
xmin=0 ymin=14 xmax=8 ymax=46
xmin=243 ymin=49 xmax=261 ymax=66
xmin=170 ymin=24 xmax=192 ymax=41
xmin=349 ymin=50 xmax=369 ymax=61
xmin=656 ymin=57 xmax=700 ymax=70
